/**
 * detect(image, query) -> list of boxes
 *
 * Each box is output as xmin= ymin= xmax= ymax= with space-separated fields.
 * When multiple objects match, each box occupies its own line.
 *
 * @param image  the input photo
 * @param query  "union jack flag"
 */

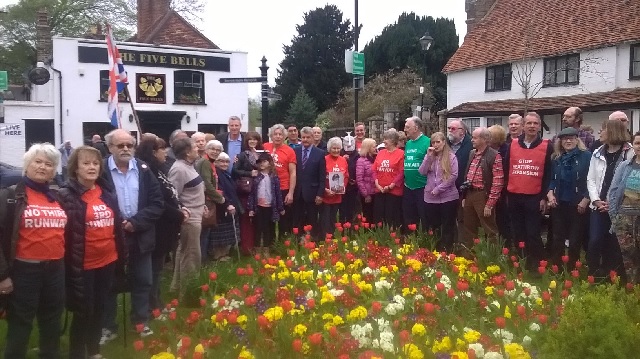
xmin=106 ymin=24 xmax=128 ymax=128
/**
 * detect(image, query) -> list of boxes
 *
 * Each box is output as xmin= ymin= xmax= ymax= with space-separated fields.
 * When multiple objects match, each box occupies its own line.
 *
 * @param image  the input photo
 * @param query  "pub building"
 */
xmin=1 ymin=0 xmax=249 ymax=167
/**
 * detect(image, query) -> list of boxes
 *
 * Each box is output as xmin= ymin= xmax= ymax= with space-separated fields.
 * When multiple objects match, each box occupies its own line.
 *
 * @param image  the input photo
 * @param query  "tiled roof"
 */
xmin=447 ymin=87 xmax=640 ymax=116
xmin=443 ymin=0 xmax=640 ymax=73
xmin=129 ymin=11 xmax=218 ymax=49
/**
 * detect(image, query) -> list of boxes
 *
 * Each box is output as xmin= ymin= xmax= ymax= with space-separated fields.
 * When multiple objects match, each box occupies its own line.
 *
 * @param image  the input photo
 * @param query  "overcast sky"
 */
xmin=0 ymin=0 xmax=467 ymax=97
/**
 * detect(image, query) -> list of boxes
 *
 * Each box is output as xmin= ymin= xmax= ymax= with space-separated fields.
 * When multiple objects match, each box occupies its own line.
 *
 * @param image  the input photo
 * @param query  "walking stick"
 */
xmin=122 ymin=293 xmax=127 ymax=347
xmin=231 ymin=213 xmax=241 ymax=261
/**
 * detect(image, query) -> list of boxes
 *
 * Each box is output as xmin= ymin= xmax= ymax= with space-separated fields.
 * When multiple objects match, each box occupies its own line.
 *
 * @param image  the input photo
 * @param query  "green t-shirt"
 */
xmin=404 ymin=134 xmax=431 ymax=189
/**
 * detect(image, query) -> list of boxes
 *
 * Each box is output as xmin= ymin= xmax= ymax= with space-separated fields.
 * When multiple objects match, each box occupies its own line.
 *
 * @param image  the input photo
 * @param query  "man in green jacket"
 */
xmin=403 ymin=117 xmax=431 ymax=231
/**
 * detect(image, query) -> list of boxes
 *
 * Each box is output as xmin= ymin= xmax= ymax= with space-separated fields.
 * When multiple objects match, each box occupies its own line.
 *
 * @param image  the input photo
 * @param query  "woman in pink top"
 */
xmin=356 ymin=138 xmax=377 ymax=222
xmin=419 ymin=132 xmax=459 ymax=251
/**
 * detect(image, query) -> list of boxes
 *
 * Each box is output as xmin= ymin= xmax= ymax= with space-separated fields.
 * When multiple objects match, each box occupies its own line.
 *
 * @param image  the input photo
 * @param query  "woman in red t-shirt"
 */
xmin=263 ymin=124 xmax=297 ymax=236
xmin=321 ymin=137 xmax=349 ymax=236
xmin=372 ymin=130 xmax=405 ymax=228
xmin=1 ymin=144 xmax=66 ymax=358
xmin=58 ymin=146 xmax=125 ymax=358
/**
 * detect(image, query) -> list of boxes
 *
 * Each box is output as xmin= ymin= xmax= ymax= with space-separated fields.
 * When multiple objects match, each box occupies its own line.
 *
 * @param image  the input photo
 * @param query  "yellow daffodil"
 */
xmin=402 ymin=343 xmax=425 ymax=359
xmin=432 ymin=336 xmax=452 ymax=353
xmin=293 ymin=324 xmax=308 ymax=337
xmin=485 ymin=286 xmax=494 ymax=295
xmin=411 ymin=323 xmax=427 ymax=336
xmin=263 ymin=306 xmax=284 ymax=322
xmin=463 ymin=330 xmax=481 ymax=343
xmin=346 ymin=306 xmax=368 ymax=321
xmin=504 ymin=343 xmax=532 ymax=359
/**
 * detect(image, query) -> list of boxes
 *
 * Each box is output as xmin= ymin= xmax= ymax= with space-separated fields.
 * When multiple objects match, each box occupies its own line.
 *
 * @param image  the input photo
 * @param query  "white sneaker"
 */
xmin=140 ymin=326 xmax=154 ymax=338
xmin=99 ymin=329 xmax=117 ymax=345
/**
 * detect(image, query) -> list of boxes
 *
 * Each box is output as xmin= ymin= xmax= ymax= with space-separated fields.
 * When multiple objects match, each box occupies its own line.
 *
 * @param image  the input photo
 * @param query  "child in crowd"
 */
xmin=248 ymin=152 xmax=285 ymax=255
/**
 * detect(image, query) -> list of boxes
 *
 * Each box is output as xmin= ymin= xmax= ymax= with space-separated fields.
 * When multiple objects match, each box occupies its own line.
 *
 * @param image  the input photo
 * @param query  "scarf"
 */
xmin=23 ymin=176 xmax=56 ymax=202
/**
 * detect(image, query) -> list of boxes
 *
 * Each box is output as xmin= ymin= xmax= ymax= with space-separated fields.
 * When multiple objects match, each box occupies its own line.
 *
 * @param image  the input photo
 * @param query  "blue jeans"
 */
xmin=587 ymin=209 xmax=625 ymax=277
xmin=103 ymin=246 xmax=152 ymax=331
xmin=5 ymin=259 xmax=65 ymax=359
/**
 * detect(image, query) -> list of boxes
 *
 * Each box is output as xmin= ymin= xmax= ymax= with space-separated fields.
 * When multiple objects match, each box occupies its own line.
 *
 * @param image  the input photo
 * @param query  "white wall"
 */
xmin=51 ymin=37 xmax=249 ymax=145
xmin=447 ymin=46 xmax=626 ymax=109
xmin=0 ymin=102 xmax=55 ymax=166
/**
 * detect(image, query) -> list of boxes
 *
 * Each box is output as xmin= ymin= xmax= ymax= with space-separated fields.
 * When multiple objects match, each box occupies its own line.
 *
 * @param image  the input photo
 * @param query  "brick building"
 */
xmin=1 ymin=0 xmax=249 ymax=167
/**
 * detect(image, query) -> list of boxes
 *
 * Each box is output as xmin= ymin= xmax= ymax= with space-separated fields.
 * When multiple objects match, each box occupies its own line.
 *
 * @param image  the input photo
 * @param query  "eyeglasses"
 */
xmin=115 ymin=143 xmax=134 ymax=149
xmin=216 ymin=160 xmax=230 ymax=163
xmin=448 ymin=127 xmax=461 ymax=131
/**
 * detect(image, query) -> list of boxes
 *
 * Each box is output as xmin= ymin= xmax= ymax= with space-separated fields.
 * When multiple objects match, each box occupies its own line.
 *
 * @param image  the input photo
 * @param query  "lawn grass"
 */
xmin=0 ymin=255 xmax=252 ymax=359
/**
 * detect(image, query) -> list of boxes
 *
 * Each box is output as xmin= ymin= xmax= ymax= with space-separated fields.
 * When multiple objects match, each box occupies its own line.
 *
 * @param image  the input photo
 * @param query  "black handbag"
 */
xmin=235 ymin=177 xmax=252 ymax=195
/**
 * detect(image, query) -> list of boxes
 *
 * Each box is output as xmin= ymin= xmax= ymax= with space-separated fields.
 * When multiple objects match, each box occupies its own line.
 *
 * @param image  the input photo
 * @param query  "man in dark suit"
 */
xmin=293 ymin=127 xmax=326 ymax=239
xmin=215 ymin=116 xmax=247 ymax=167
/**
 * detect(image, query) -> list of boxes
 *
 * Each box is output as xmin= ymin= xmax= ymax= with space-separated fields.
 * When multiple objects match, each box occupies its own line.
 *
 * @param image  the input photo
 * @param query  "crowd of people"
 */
xmin=0 ymin=108 xmax=639 ymax=358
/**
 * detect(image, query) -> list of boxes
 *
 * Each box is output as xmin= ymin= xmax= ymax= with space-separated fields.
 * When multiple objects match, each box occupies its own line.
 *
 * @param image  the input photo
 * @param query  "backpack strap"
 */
xmin=0 ymin=186 xmax=17 ymax=245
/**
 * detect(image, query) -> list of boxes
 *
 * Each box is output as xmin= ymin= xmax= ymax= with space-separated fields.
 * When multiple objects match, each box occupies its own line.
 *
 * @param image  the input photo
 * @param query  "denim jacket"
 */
xmin=608 ymin=156 xmax=639 ymax=219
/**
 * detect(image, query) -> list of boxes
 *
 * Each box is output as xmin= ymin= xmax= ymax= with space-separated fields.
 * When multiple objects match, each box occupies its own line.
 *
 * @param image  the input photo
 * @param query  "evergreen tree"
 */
xmin=272 ymin=5 xmax=355 ymax=123
xmin=362 ymin=12 xmax=459 ymax=112
xmin=286 ymin=85 xmax=318 ymax=128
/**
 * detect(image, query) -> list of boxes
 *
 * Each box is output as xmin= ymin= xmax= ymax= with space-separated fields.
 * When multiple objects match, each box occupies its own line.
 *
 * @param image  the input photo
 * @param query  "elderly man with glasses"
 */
xmin=447 ymin=119 xmax=473 ymax=191
xmin=100 ymin=129 xmax=164 ymax=342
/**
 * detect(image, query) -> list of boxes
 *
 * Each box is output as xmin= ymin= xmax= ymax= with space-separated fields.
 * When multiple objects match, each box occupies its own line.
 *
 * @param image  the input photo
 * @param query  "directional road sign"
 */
xmin=219 ymin=77 xmax=267 ymax=84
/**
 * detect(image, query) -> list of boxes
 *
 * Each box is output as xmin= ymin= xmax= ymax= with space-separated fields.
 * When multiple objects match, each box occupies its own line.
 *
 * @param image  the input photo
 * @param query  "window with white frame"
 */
xmin=462 ymin=118 xmax=480 ymax=131
xmin=486 ymin=117 xmax=503 ymax=127
xmin=631 ymin=44 xmax=640 ymax=79
xmin=543 ymin=54 xmax=580 ymax=86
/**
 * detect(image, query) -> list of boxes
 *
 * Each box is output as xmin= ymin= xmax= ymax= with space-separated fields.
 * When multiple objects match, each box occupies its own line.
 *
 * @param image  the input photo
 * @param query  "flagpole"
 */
xmin=123 ymin=87 xmax=142 ymax=138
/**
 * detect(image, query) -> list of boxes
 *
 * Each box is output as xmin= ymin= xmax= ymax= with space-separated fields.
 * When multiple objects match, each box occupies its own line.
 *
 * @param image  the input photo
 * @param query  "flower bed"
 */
xmin=140 ymin=221 xmax=640 ymax=359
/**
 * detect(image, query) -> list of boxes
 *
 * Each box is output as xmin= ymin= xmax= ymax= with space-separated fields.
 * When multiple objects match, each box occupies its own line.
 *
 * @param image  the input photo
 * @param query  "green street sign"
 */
xmin=353 ymin=52 xmax=365 ymax=76
xmin=0 ymin=71 xmax=7 ymax=91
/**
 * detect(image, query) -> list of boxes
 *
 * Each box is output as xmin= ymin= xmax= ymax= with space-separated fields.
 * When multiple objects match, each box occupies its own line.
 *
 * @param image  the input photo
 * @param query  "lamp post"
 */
xmin=418 ymin=32 xmax=433 ymax=120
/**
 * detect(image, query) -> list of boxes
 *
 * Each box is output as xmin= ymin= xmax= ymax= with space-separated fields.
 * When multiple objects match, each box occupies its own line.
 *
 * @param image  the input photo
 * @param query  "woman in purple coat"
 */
xmin=355 ymin=138 xmax=377 ymax=222
xmin=419 ymin=132 xmax=459 ymax=251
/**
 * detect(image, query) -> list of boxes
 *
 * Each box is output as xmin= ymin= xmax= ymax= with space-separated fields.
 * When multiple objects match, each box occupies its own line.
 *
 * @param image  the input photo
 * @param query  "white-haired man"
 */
xmin=403 ymin=117 xmax=431 ymax=230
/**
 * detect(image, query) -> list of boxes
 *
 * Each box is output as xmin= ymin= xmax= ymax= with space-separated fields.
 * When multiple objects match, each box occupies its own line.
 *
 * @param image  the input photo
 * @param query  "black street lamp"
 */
xmin=419 ymin=32 xmax=433 ymax=120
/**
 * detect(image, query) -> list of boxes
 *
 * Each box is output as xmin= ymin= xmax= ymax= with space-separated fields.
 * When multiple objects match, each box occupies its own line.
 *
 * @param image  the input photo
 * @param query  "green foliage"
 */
xmin=273 ymin=5 xmax=355 ymax=121
xmin=0 ymin=0 xmax=203 ymax=85
xmin=538 ymin=285 xmax=640 ymax=359
xmin=248 ymin=97 xmax=262 ymax=131
xmin=286 ymin=85 xmax=318 ymax=128
xmin=362 ymin=12 xmax=459 ymax=112
xmin=329 ymin=69 xmax=428 ymax=128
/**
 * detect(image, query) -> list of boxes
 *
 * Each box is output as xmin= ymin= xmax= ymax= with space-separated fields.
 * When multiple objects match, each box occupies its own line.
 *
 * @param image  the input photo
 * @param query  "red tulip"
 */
xmin=201 ymin=284 xmax=209 ymax=292
xmin=399 ymin=330 xmax=410 ymax=343
xmin=495 ymin=316 xmax=506 ymax=329
xmin=308 ymin=332 xmax=323 ymax=346
xmin=436 ymin=282 xmax=445 ymax=291
xmin=538 ymin=314 xmax=548 ymax=324
xmin=293 ymin=227 xmax=299 ymax=235
xmin=424 ymin=302 xmax=435 ymax=314
xmin=505 ymin=280 xmax=515 ymax=291
xmin=307 ymin=298 xmax=316 ymax=309
xmin=135 ymin=323 xmax=144 ymax=333
xmin=133 ymin=340 xmax=144 ymax=351
xmin=209 ymin=272 xmax=218 ymax=281
xmin=257 ymin=315 xmax=269 ymax=328
xmin=502 ymin=248 xmax=509 ymax=255
xmin=329 ymin=326 xmax=339 ymax=338
xmin=292 ymin=339 xmax=303 ymax=352
xmin=518 ymin=241 xmax=525 ymax=249
xmin=407 ymin=223 xmax=417 ymax=231
xmin=561 ymin=255 xmax=569 ymax=263
xmin=199 ymin=299 xmax=206 ymax=307
xmin=587 ymin=275 xmax=595 ymax=284
xmin=447 ymin=288 xmax=456 ymax=298
xmin=564 ymin=280 xmax=572 ymax=289
xmin=539 ymin=260 xmax=548 ymax=268
xmin=371 ymin=301 xmax=382 ymax=314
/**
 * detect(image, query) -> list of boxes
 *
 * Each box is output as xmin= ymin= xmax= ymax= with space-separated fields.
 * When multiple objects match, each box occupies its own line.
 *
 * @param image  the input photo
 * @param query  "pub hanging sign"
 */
xmin=136 ymin=73 xmax=166 ymax=104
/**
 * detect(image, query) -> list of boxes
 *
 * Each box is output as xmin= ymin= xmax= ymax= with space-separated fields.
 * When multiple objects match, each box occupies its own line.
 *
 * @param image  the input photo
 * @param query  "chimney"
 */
xmin=465 ymin=0 xmax=497 ymax=34
xmin=36 ymin=9 xmax=52 ymax=63
xmin=137 ymin=0 xmax=172 ymax=41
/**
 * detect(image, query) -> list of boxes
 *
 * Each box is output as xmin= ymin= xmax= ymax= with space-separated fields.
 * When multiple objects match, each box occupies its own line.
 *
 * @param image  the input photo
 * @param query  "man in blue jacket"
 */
xmin=100 ymin=129 xmax=164 ymax=343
